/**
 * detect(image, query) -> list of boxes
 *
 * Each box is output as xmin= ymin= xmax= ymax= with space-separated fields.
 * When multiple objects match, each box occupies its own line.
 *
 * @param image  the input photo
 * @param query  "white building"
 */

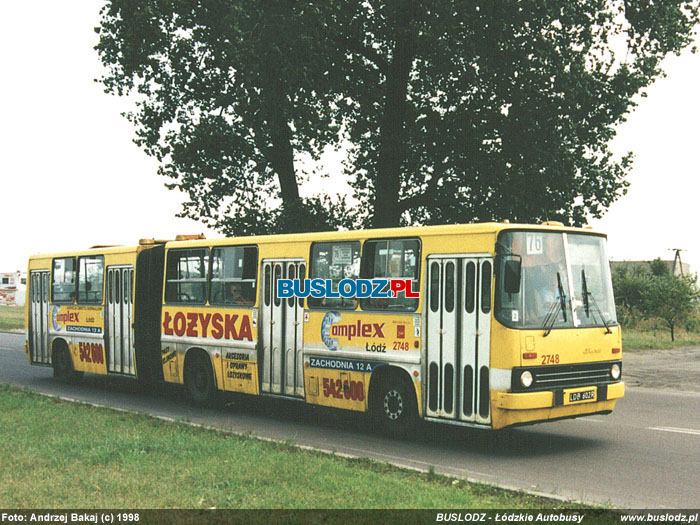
xmin=0 ymin=271 xmax=26 ymax=306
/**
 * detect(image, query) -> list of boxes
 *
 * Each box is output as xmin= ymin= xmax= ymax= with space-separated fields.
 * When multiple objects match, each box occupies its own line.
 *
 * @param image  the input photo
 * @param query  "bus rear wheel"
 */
xmin=371 ymin=375 xmax=416 ymax=436
xmin=52 ymin=344 xmax=82 ymax=383
xmin=184 ymin=352 xmax=216 ymax=406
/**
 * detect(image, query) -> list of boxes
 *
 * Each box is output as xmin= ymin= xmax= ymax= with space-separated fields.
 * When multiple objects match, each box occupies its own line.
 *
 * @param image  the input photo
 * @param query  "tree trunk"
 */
xmin=265 ymin=97 xmax=301 ymax=209
xmin=258 ymin=4 xmax=302 ymax=218
xmin=372 ymin=3 xmax=415 ymax=229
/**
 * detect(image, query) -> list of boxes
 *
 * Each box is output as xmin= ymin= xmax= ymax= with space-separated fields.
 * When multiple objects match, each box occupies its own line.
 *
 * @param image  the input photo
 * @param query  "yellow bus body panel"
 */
xmin=160 ymin=305 xmax=259 ymax=395
xmin=517 ymin=326 xmax=622 ymax=367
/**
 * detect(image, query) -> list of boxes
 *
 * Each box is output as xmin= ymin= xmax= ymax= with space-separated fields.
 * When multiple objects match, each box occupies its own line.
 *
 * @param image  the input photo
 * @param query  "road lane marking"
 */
xmin=650 ymin=426 xmax=700 ymax=436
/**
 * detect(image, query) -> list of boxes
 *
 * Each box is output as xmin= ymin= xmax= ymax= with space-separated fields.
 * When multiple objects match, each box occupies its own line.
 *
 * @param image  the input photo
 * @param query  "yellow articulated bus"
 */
xmin=26 ymin=223 xmax=624 ymax=431
xmin=25 ymin=241 xmax=166 ymax=383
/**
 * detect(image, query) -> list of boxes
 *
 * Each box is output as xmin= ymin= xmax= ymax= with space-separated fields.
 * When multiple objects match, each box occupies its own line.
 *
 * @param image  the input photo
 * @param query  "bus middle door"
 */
xmin=106 ymin=265 xmax=136 ymax=376
xmin=260 ymin=259 xmax=305 ymax=397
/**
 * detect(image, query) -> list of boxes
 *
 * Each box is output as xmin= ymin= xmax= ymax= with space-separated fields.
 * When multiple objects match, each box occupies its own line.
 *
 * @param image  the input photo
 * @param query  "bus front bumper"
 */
xmin=491 ymin=382 xmax=624 ymax=430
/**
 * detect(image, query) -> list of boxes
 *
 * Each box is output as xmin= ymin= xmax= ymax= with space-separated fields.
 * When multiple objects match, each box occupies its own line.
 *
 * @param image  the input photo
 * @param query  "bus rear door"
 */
xmin=29 ymin=270 xmax=50 ymax=364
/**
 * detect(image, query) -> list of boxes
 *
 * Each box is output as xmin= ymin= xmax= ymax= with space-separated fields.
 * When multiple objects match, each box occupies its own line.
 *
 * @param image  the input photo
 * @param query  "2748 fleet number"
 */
xmin=541 ymin=354 xmax=560 ymax=365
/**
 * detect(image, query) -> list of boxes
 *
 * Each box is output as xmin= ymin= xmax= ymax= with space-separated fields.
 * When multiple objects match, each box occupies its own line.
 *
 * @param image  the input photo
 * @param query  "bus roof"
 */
xmin=27 ymin=244 xmax=144 ymax=262
xmin=163 ymin=221 xmax=605 ymax=249
xmin=26 ymin=222 xmax=605 ymax=260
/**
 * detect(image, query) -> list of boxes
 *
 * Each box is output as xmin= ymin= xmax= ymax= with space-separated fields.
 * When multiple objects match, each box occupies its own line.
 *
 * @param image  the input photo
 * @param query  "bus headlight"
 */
xmin=610 ymin=364 xmax=621 ymax=380
xmin=520 ymin=370 xmax=533 ymax=388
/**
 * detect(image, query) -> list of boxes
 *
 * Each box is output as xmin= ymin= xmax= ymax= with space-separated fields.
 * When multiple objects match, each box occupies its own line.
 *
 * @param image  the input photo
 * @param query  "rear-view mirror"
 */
xmin=504 ymin=259 xmax=521 ymax=294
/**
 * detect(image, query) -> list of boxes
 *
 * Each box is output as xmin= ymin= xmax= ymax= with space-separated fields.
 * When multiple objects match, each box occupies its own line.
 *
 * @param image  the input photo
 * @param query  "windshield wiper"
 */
xmin=543 ymin=272 xmax=567 ymax=337
xmin=581 ymin=269 xmax=612 ymax=334
xmin=557 ymin=272 xmax=567 ymax=322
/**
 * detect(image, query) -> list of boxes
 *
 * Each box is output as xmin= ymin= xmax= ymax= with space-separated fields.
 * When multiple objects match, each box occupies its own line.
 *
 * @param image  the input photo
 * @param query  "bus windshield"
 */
xmin=496 ymin=231 xmax=617 ymax=330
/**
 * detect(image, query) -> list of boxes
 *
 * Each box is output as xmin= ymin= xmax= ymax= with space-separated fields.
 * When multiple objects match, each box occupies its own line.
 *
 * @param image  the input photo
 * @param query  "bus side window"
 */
xmin=360 ymin=238 xmax=420 ymax=311
xmin=77 ymin=255 xmax=104 ymax=304
xmin=308 ymin=241 xmax=360 ymax=310
xmin=52 ymin=257 xmax=76 ymax=303
xmin=210 ymin=245 xmax=258 ymax=306
xmin=164 ymin=248 xmax=209 ymax=304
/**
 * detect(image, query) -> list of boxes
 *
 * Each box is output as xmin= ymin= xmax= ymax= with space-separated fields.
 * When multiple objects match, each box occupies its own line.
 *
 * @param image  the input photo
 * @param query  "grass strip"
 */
xmin=0 ymin=386 xmax=585 ymax=509
xmin=622 ymin=327 xmax=700 ymax=350
xmin=0 ymin=305 xmax=24 ymax=331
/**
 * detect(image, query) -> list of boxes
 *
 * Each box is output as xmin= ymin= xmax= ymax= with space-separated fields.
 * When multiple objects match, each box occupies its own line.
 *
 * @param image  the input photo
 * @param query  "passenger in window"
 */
xmin=229 ymin=282 xmax=254 ymax=305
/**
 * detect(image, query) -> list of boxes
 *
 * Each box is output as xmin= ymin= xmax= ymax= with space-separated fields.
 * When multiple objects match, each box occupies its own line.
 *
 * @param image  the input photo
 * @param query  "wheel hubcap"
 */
xmin=383 ymin=390 xmax=403 ymax=420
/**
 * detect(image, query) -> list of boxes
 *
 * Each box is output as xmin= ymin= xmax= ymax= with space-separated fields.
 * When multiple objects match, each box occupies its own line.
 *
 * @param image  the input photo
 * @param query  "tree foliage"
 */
xmin=612 ymin=263 xmax=700 ymax=340
xmin=96 ymin=1 xmax=700 ymax=234
xmin=649 ymin=257 xmax=670 ymax=277
xmin=612 ymin=264 xmax=650 ymax=319
xmin=644 ymin=274 xmax=699 ymax=341
xmin=96 ymin=1 xmax=354 ymax=234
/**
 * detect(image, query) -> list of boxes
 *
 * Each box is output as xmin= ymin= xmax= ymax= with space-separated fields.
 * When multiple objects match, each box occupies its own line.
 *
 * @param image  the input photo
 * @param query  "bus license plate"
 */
xmin=569 ymin=389 xmax=596 ymax=403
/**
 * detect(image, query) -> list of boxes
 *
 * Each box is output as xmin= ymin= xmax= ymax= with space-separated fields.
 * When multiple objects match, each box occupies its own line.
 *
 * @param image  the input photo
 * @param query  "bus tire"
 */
xmin=52 ymin=343 xmax=82 ymax=383
xmin=370 ymin=372 xmax=416 ymax=437
xmin=184 ymin=351 xmax=217 ymax=406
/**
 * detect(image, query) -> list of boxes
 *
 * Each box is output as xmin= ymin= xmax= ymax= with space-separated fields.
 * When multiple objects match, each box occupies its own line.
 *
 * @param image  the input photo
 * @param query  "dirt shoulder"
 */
xmin=623 ymin=345 xmax=700 ymax=393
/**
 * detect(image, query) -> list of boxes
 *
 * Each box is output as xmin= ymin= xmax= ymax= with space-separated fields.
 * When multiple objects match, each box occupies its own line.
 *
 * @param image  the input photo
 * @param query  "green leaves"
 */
xmin=613 ymin=262 xmax=700 ymax=341
xmin=96 ymin=0 xmax=700 ymax=234
xmin=643 ymin=273 xmax=700 ymax=341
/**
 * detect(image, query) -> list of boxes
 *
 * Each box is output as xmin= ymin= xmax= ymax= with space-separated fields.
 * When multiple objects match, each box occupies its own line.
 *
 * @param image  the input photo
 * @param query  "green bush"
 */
xmin=684 ymin=317 xmax=700 ymax=334
xmin=611 ymin=265 xmax=650 ymax=329
xmin=612 ymin=262 xmax=700 ymax=341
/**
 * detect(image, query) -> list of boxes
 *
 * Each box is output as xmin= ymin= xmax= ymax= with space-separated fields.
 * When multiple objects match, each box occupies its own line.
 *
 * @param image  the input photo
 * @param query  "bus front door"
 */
xmin=426 ymin=255 xmax=492 ymax=425
xmin=260 ymin=259 xmax=305 ymax=397
xmin=29 ymin=270 xmax=50 ymax=364
xmin=106 ymin=266 xmax=136 ymax=376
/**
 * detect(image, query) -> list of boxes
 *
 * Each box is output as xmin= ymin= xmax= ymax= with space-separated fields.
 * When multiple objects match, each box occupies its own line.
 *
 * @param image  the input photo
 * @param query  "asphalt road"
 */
xmin=1 ymin=332 xmax=699 ymax=509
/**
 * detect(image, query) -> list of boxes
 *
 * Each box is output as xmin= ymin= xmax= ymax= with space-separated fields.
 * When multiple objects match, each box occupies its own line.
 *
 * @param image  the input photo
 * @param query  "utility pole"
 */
xmin=668 ymin=248 xmax=685 ymax=276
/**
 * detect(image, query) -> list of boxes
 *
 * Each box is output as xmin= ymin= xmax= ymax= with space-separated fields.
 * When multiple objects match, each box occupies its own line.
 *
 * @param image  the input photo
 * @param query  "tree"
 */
xmin=643 ymin=274 xmax=699 ymax=341
xmin=649 ymin=258 xmax=670 ymax=277
xmin=96 ymin=1 xmax=354 ymax=234
xmin=612 ymin=264 xmax=650 ymax=325
xmin=96 ymin=1 xmax=700 ymax=234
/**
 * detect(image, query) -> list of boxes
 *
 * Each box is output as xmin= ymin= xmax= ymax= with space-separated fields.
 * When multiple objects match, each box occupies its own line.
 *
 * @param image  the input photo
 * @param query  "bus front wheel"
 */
xmin=184 ymin=352 xmax=216 ymax=406
xmin=371 ymin=375 xmax=416 ymax=436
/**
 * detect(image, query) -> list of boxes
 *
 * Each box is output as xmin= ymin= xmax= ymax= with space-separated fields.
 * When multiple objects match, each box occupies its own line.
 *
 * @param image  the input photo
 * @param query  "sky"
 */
xmin=1 ymin=3 xmax=699 ymax=275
